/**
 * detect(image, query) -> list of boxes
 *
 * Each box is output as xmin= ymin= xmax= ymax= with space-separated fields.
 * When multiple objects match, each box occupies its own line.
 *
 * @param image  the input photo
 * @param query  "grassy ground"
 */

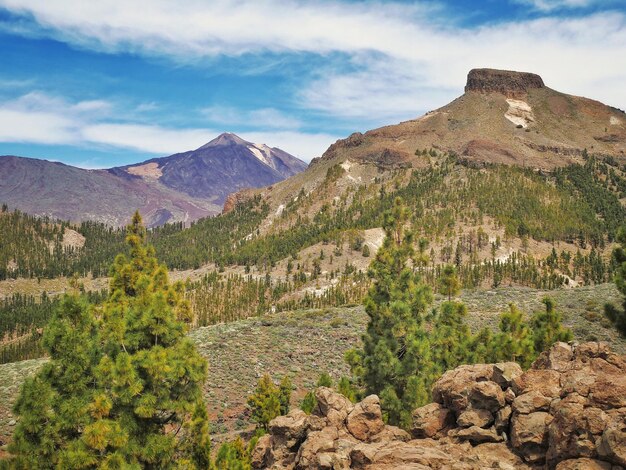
xmin=0 ymin=283 xmax=624 ymax=452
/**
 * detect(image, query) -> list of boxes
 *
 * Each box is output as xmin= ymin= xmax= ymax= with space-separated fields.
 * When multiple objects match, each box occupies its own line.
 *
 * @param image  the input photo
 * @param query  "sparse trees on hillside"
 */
xmin=605 ymin=228 xmax=626 ymax=335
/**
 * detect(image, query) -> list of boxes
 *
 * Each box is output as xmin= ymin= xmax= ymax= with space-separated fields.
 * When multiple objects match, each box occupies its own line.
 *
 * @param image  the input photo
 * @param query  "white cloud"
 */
xmin=201 ymin=106 xmax=303 ymax=130
xmin=512 ymin=0 xmax=600 ymax=12
xmin=0 ymin=0 xmax=624 ymax=122
xmin=0 ymin=91 xmax=337 ymax=162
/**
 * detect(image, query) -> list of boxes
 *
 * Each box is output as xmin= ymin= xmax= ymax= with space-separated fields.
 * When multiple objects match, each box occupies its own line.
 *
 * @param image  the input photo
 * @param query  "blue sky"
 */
xmin=0 ymin=0 xmax=624 ymax=167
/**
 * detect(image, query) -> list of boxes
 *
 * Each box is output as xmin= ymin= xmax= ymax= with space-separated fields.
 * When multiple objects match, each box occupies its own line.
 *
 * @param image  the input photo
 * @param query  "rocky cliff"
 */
xmin=465 ymin=68 xmax=545 ymax=97
xmin=252 ymin=342 xmax=626 ymax=469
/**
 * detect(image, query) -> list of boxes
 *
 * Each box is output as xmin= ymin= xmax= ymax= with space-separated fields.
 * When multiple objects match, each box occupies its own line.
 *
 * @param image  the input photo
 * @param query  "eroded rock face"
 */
xmin=252 ymin=343 xmax=626 ymax=469
xmin=465 ymin=68 xmax=545 ymax=97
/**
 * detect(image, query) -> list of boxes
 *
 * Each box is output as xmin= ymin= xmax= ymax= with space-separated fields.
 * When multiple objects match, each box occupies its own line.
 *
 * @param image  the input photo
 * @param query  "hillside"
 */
xmin=1 ymin=283 xmax=624 ymax=449
xmin=0 ymin=133 xmax=306 ymax=227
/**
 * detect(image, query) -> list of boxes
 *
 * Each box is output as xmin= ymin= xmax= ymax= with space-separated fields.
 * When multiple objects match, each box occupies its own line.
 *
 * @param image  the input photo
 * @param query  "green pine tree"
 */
xmin=88 ymin=211 xmax=210 ymax=468
xmin=531 ymin=297 xmax=573 ymax=352
xmin=247 ymin=374 xmax=282 ymax=431
xmin=9 ymin=294 xmax=100 ymax=469
xmin=347 ymin=197 xmax=435 ymax=427
xmin=438 ymin=265 xmax=461 ymax=301
xmin=605 ymin=228 xmax=626 ymax=335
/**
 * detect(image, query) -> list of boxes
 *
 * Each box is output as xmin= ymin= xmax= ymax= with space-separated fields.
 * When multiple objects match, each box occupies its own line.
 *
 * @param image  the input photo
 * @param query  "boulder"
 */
xmin=512 ymin=390 xmax=552 ymax=414
xmin=314 ymin=387 xmax=354 ymax=427
xmin=250 ymin=434 xmax=272 ymax=469
xmin=555 ymin=458 xmax=612 ymax=470
xmin=411 ymin=402 xmax=453 ymax=438
xmin=596 ymin=415 xmax=626 ymax=466
xmin=454 ymin=425 xmax=503 ymax=444
xmin=495 ymin=406 xmax=512 ymax=433
xmin=268 ymin=408 xmax=309 ymax=449
xmin=346 ymin=395 xmax=385 ymax=441
xmin=469 ymin=381 xmax=505 ymax=412
xmin=511 ymin=411 xmax=553 ymax=462
xmin=457 ymin=409 xmax=493 ymax=428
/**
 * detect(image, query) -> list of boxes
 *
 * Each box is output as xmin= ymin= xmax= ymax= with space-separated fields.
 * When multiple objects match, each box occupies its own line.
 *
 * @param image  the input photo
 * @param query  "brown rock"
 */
xmin=470 ymin=381 xmax=505 ymax=412
xmin=513 ymin=390 xmax=552 ymax=414
xmin=370 ymin=425 xmax=410 ymax=443
xmin=251 ymin=434 xmax=272 ymax=469
xmin=533 ymin=342 xmax=574 ymax=372
xmin=314 ymin=387 xmax=354 ymax=427
xmin=411 ymin=402 xmax=454 ymax=438
xmin=268 ymin=408 xmax=309 ymax=449
xmin=512 ymin=369 xmax=562 ymax=398
xmin=457 ymin=409 xmax=493 ymax=428
xmin=597 ymin=415 xmax=626 ymax=466
xmin=346 ymin=395 xmax=385 ymax=441
xmin=295 ymin=426 xmax=339 ymax=469
xmin=454 ymin=425 xmax=504 ymax=444
xmin=432 ymin=364 xmax=496 ymax=411
xmin=465 ymin=68 xmax=545 ymax=97
xmin=511 ymin=411 xmax=553 ymax=462
xmin=555 ymin=458 xmax=612 ymax=470
xmin=495 ymin=406 xmax=512 ymax=433
xmin=492 ymin=362 xmax=524 ymax=387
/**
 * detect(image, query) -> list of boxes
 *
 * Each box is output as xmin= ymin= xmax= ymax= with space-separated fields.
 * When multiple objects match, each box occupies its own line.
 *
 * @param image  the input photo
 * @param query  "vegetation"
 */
xmin=346 ymin=199 xmax=573 ymax=427
xmin=247 ymin=374 xmax=292 ymax=431
xmin=605 ymin=228 xmax=626 ymax=335
xmin=8 ymin=213 xmax=211 ymax=468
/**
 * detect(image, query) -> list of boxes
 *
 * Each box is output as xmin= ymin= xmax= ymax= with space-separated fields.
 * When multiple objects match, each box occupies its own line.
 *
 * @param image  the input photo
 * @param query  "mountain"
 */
xmin=0 ymin=133 xmax=307 ymax=227
xmin=314 ymin=68 xmax=626 ymax=169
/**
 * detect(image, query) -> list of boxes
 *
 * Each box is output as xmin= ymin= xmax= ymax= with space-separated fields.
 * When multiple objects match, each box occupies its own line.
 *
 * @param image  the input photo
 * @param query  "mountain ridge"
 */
xmin=0 ymin=133 xmax=307 ymax=227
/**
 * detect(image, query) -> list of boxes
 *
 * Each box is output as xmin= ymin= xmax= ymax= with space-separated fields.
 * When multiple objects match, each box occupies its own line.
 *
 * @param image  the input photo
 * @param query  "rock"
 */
xmin=370 ymin=425 xmax=410 ymax=443
xmin=295 ymin=426 xmax=339 ymax=469
xmin=411 ymin=403 xmax=453 ymax=438
xmin=533 ymin=342 xmax=574 ymax=372
xmin=314 ymin=387 xmax=354 ymax=427
xmin=457 ymin=409 xmax=493 ymax=428
xmin=555 ymin=458 xmax=612 ymax=470
xmin=546 ymin=396 xmax=606 ymax=466
xmin=495 ymin=406 xmax=512 ymax=433
xmin=8 ymin=419 xmax=16 ymax=426
xmin=465 ymin=68 xmax=545 ymax=97
xmin=346 ymin=395 xmax=385 ymax=441
xmin=512 ymin=369 xmax=562 ymax=398
xmin=268 ymin=408 xmax=309 ymax=449
xmin=596 ymin=415 xmax=626 ymax=466
xmin=252 ymin=342 xmax=626 ymax=470
xmin=492 ymin=362 xmax=524 ymax=387
xmin=454 ymin=425 xmax=504 ymax=444
xmin=432 ymin=364 xmax=496 ymax=411
xmin=250 ymin=434 xmax=272 ymax=469
xmin=469 ymin=381 xmax=505 ymax=412
xmin=512 ymin=390 xmax=551 ymax=414
xmin=511 ymin=411 xmax=553 ymax=462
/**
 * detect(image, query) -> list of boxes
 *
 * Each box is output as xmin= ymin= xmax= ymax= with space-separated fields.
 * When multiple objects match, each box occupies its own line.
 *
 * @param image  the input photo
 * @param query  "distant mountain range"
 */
xmin=0 ymin=133 xmax=307 ymax=227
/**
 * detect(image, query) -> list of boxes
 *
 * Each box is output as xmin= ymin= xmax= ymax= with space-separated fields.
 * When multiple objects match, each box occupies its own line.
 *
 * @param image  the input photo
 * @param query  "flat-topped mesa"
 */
xmin=465 ymin=68 xmax=545 ymax=97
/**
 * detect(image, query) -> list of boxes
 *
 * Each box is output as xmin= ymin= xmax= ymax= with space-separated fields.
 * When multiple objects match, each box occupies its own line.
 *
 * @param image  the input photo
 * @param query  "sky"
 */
xmin=0 ymin=0 xmax=624 ymax=168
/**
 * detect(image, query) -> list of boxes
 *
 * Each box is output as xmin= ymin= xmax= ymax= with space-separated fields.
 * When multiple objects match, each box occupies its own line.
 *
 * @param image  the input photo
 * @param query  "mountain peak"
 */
xmin=465 ymin=68 xmax=545 ymax=97
xmin=197 ymin=132 xmax=249 ymax=150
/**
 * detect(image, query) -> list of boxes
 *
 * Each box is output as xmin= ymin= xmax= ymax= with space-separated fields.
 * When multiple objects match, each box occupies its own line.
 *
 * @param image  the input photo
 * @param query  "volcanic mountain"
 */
xmin=314 ymin=68 xmax=626 ymax=170
xmin=0 ymin=133 xmax=307 ymax=227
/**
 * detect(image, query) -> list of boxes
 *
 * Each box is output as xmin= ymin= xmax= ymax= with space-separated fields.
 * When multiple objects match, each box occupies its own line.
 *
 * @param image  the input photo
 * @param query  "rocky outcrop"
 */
xmin=252 ymin=342 xmax=626 ymax=469
xmin=222 ymin=188 xmax=256 ymax=214
xmin=465 ymin=68 xmax=545 ymax=97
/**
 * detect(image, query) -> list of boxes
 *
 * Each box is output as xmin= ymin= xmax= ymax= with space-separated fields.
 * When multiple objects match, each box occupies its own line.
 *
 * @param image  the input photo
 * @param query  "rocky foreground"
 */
xmin=252 ymin=342 xmax=626 ymax=469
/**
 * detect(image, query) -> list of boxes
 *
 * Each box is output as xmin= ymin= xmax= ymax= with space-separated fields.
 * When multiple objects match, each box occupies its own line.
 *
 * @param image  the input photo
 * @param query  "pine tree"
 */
xmin=347 ymin=197 xmax=435 ymax=427
xmin=490 ymin=304 xmax=536 ymax=368
xmin=531 ymin=297 xmax=573 ymax=352
xmin=247 ymin=374 xmax=281 ymax=430
xmin=605 ymin=228 xmax=626 ymax=335
xmin=438 ymin=265 xmax=460 ymax=301
xmin=88 ymin=211 xmax=210 ymax=468
xmin=9 ymin=294 xmax=100 ymax=469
